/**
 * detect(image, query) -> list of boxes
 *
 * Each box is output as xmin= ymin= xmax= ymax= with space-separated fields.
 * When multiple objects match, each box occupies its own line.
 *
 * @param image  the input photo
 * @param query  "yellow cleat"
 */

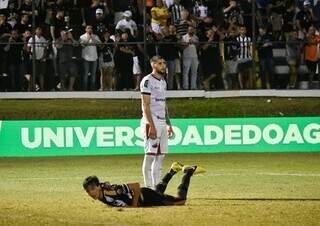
xmin=170 ymin=162 xmax=184 ymax=173
xmin=182 ymin=165 xmax=206 ymax=175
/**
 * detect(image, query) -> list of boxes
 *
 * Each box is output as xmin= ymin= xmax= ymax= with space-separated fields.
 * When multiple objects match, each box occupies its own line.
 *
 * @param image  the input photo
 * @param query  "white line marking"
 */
xmin=11 ymin=172 xmax=320 ymax=181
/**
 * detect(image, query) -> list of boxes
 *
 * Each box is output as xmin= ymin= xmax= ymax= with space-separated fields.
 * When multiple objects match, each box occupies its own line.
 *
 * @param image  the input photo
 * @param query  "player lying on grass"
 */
xmin=83 ymin=162 xmax=205 ymax=207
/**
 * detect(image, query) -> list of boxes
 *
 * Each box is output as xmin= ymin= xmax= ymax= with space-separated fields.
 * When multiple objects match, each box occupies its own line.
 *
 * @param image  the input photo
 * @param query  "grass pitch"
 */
xmin=0 ymin=153 xmax=319 ymax=226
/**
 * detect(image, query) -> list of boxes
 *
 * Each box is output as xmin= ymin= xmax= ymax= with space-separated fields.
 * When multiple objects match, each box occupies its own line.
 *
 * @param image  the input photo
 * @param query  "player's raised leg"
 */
xmin=155 ymin=161 xmax=184 ymax=194
xmin=176 ymin=165 xmax=206 ymax=203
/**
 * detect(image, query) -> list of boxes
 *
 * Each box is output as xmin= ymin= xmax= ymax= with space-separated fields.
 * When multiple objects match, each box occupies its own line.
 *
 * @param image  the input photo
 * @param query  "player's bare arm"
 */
xmin=165 ymin=105 xmax=173 ymax=138
xmin=141 ymin=94 xmax=157 ymax=139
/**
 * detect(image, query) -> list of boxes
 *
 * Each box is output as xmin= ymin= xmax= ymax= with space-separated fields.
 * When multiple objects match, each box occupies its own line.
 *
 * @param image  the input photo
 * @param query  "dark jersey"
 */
xmin=98 ymin=183 xmax=133 ymax=207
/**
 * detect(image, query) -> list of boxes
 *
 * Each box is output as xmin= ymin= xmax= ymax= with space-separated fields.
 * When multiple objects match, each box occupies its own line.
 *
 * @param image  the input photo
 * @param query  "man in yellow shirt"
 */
xmin=151 ymin=0 xmax=170 ymax=33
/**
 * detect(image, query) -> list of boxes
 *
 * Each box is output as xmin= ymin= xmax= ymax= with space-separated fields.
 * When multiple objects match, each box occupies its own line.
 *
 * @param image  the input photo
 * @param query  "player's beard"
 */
xmin=157 ymin=69 xmax=166 ymax=76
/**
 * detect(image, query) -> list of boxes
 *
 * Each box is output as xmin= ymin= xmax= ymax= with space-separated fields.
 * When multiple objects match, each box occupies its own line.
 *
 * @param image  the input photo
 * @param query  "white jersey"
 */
xmin=140 ymin=74 xmax=167 ymax=125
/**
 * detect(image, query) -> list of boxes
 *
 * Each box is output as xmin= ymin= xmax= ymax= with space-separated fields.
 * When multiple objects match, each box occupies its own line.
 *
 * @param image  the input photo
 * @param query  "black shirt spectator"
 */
xmin=82 ymin=0 xmax=106 ymax=27
xmin=295 ymin=4 xmax=314 ymax=32
xmin=0 ymin=15 xmax=11 ymax=36
xmin=224 ymin=33 xmax=239 ymax=61
xmin=158 ymin=33 xmax=179 ymax=61
xmin=19 ymin=0 xmax=39 ymax=23
xmin=257 ymin=32 xmax=273 ymax=59
xmin=14 ymin=14 xmax=31 ymax=34
xmin=50 ymin=10 xmax=67 ymax=40
xmin=92 ymin=8 xmax=110 ymax=38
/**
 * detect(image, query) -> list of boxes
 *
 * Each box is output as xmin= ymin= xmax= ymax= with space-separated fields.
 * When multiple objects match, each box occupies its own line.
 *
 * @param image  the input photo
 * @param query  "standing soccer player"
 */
xmin=140 ymin=55 xmax=174 ymax=190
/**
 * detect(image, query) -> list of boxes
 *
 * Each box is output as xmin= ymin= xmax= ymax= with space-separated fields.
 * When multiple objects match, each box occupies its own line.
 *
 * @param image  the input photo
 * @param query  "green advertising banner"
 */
xmin=0 ymin=117 xmax=319 ymax=157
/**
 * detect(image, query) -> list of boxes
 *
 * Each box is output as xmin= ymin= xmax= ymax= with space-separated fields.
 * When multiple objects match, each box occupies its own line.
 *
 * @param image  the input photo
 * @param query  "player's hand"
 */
xmin=148 ymin=126 xmax=157 ymax=139
xmin=167 ymin=126 xmax=174 ymax=138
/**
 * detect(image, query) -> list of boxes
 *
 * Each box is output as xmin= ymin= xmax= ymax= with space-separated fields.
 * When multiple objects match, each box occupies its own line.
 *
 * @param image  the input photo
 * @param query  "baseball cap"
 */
xmin=96 ymin=8 xmax=103 ymax=14
xmin=123 ymin=10 xmax=132 ymax=18
xmin=304 ymin=0 xmax=311 ymax=6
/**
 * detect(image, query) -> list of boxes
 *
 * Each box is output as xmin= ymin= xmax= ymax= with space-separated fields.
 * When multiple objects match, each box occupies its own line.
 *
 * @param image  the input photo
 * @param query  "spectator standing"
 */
xmin=257 ymin=26 xmax=275 ymax=89
xmin=151 ymin=0 xmax=170 ymax=34
xmin=182 ymin=25 xmax=199 ymax=90
xmin=115 ymin=11 xmax=138 ymax=37
xmin=286 ymin=30 xmax=303 ymax=89
xmin=4 ymin=29 xmax=24 ymax=91
xmin=304 ymin=26 xmax=320 ymax=87
xmin=55 ymin=30 xmax=78 ymax=91
xmin=27 ymin=27 xmax=48 ymax=91
xmin=80 ymin=25 xmax=101 ymax=90
xmin=169 ymin=0 xmax=185 ymax=25
xmin=176 ymin=9 xmax=192 ymax=37
xmin=236 ymin=25 xmax=254 ymax=89
xmin=14 ymin=14 xmax=31 ymax=34
xmin=93 ymin=8 xmax=110 ymax=39
xmin=201 ymin=27 xmax=223 ymax=90
xmin=114 ymin=31 xmax=134 ymax=90
xmin=222 ymin=28 xmax=239 ymax=89
xmin=99 ymin=29 xmax=115 ymax=91
xmin=158 ymin=25 xmax=180 ymax=90
xmin=295 ymin=1 xmax=315 ymax=35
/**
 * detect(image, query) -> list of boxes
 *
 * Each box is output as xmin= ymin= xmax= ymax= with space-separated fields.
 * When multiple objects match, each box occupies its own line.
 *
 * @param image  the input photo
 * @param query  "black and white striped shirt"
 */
xmin=169 ymin=4 xmax=185 ymax=25
xmin=236 ymin=36 xmax=252 ymax=60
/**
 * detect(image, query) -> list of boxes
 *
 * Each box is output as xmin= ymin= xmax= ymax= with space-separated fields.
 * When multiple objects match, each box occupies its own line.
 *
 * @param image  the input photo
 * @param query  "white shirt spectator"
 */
xmin=79 ymin=33 xmax=101 ymax=61
xmin=27 ymin=35 xmax=47 ymax=60
xmin=182 ymin=33 xmax=199 ymax=58
xmin=115 ymin=18 xmax=137 ymax=37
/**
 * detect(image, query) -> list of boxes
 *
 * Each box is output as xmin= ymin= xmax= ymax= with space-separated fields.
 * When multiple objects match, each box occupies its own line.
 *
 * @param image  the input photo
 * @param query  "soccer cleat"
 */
xmin=170 ymin=162 xmax=184 ymax=173
xmin=182 ymin=165 xmax=206 ymax=175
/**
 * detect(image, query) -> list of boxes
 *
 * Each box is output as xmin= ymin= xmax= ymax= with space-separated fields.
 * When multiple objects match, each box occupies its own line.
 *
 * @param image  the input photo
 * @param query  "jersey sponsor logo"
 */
xmin=144 ymin=80 xmax=149 ymax=88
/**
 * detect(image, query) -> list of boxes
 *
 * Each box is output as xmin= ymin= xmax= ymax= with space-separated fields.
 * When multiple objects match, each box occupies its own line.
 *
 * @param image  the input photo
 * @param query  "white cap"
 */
xmin=123 ymin=10 xmax=132 ymax=18
xmin=304 ymin=0 xmax=311 ymax=6
xmin=96 ymin=8 xmax=103 ymax=14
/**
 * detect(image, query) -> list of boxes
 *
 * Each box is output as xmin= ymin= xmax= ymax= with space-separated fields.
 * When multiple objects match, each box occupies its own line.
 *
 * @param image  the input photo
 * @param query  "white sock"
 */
xmin=142 ymin=155 xmax=156 ymax=189
xmin=152 ymin=155 xmax=165 ymax=188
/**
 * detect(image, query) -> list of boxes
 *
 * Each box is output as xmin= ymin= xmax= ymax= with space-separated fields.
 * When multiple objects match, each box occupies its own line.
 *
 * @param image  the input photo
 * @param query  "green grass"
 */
xmin=0 ymin=98 xmax=320 ymax=119
xmin=0 ymin=153 xmax=320 ymax=225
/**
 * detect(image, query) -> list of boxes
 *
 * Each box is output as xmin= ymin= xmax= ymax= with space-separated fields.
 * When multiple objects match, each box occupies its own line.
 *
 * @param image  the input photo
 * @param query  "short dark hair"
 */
xmin=83 ymin=175 xmax=100 ymax=190
xmin=150 ymin=55 xmax=164 ymax=64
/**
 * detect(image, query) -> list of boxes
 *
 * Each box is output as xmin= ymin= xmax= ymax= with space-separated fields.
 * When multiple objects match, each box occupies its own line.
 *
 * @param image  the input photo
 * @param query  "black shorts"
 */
xmin=59 ymin=61 xmax=78 ymax=78
xmin=139 ymin=187 xmax=185 ymax=207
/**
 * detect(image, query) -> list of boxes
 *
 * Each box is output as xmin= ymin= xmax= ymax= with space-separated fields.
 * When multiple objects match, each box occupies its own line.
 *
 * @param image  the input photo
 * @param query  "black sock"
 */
xmin=155 ymin=171 xmax=175 ymax=194
xmin=177 ymin=172 xmax=192 ymax=200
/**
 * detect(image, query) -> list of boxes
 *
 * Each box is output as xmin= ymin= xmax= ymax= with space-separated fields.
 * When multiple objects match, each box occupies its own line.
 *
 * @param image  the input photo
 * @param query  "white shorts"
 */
xmin=141 ymin=122 xmax=168 ymax=155
xmin=133 ymin=56 xmax=142 ymax=75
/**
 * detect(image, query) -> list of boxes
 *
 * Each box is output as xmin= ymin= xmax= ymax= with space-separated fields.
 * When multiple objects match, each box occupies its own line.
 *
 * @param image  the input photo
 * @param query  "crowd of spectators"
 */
xmin=0 ymin=0 xmax=320 ymax=91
